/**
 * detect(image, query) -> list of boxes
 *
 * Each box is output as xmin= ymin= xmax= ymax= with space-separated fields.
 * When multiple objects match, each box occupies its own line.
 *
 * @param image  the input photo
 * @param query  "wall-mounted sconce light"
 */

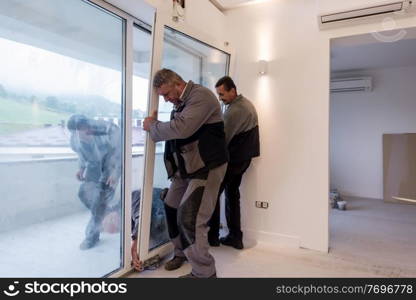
xmin=258 ymin=60 xmax=268 ymax=75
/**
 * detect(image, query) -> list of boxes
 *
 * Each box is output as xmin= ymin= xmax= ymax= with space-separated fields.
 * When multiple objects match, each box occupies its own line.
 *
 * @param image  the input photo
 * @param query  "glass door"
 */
xmin=0 ymin=0 xmax=124 ymax=277
xmin=0 ymin=0 xmax=155 ymax=278
xmin=141 ymin=26 xmax=230 ymax=260
xmin=129 ymin=22 xmax=154 ymax=269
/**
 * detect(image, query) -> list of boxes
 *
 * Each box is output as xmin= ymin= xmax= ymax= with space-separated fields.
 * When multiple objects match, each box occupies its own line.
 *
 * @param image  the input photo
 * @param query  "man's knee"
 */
xmin=164 ymin=188 xmax=181 ymax=209
xmin=177 ymin=186 xmax=204 ymax=242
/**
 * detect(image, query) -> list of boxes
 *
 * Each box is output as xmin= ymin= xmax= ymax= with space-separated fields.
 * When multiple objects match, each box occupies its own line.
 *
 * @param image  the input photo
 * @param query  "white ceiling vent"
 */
xmin=330 ymin=77 xmax=373 ymax=93
xmin=319 ymin=1 xmax=412 ymax=27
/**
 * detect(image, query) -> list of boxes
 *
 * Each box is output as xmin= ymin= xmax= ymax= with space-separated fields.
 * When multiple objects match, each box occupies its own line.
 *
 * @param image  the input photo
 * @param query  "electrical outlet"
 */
xmin=256 ymin=201 xmax=269 ymax=209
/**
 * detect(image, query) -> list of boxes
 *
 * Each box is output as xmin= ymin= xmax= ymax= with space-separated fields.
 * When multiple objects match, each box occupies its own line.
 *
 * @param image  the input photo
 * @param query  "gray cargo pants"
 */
xmin=164 ymin=163 xmax=227 ymax=278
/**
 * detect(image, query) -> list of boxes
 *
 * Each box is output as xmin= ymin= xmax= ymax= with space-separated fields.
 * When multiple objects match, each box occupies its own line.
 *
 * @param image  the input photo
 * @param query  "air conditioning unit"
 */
xmin=319 ymin=1 xmax=412 ymax=26
xmin=330 ymin=77 xmax=372 ymax=93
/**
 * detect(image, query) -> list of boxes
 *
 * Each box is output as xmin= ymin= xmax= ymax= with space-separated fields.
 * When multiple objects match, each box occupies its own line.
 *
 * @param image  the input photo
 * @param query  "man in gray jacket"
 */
xmin=143 ymin=69 xmax=228 ymax=278
xmin=208 ymin=76 xmax=260 ymax=250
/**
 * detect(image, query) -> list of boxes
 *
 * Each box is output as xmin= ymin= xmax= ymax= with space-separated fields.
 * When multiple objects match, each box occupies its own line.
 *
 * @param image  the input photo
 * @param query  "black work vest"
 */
xmin=228 ymin=125 xmax=260 ymax=163
xmin=164 ymin=108 xmax=228 ymax=180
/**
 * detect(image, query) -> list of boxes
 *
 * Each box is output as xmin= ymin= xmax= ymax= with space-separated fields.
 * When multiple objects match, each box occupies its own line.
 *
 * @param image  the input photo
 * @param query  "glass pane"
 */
xmin=0 ymin=0 xmax=124 ymax=277
xmin=148 ymin=27 xmax=230 ymax=251
xmin=131 ymin=25 xmax=168 ymax=253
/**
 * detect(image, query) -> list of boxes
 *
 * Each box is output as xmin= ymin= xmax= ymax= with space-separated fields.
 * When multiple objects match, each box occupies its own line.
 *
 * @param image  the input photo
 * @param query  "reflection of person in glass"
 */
xmin=128 ymin=188 xmax=169 ymax=271
xmin=67 ymin=115 xmax=121 ymax=250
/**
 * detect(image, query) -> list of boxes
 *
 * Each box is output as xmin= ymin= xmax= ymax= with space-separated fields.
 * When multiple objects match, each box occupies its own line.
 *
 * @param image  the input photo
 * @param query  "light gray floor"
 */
xmin=329 ymin=196 xmax=416 ymax=276
xmin=130 ymin=197 xmax=416 ymax=278
xmin=0 ymin=211 xmax=122 ymax=277
xmin=2 ymin=197 xmax=415 ymax=278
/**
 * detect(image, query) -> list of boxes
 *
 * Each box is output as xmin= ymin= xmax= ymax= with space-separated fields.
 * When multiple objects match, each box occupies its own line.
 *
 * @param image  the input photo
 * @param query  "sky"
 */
xmin=0 ymin=37 xmax=149 ymax=111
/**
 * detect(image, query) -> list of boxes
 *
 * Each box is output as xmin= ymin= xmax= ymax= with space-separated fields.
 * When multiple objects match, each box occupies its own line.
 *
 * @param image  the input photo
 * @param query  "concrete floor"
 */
xmin=329 ymin=196 xmax=416 ymax=277
xmin=129 ymin=197 xmax=416 ymax=278
xmin=1 ymin=197 xmax=414 ymax=278
xmin=0 ymin=211 xmax=122 ymax=277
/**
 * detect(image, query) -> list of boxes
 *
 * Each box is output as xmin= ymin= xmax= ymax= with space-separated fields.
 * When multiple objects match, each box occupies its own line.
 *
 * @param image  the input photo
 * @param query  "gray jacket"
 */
xmin=149 ymin=81 xmax=223 ymax=141
xmin=225 ymin=95 xmax=260 ymax=163
xmin=224 ymin=94 xmax=258 ymax=145
xmin=149 ymin=81 xmax=228 ymax=179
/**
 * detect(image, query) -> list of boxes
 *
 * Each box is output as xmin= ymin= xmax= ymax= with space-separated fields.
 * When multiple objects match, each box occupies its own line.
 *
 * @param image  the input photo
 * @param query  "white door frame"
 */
xmin=86 ymin=0 xmax=155 ymax=278
xmin=88 ymin=0 xmax=235 ymax=277
xmin=137 ymin=7 xmax=235 ymax=267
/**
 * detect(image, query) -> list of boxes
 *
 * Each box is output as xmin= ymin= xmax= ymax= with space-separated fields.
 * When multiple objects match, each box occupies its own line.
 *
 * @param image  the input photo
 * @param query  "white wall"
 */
xmin=330 ymin=66 xmax=416 ymax=199
xmin=224 ymin=0 xmax=416 ymax=252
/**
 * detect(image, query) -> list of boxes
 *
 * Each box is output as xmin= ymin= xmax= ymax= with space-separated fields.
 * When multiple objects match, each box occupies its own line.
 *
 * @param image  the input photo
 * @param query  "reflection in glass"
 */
xmin=0 ymin=0 xmax=123 ymax=277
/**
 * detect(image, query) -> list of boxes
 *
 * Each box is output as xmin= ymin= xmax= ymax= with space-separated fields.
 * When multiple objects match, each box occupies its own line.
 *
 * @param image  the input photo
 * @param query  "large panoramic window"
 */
xmin=149 ymin=26 xmax=230 ymax=250
xmin=0 ymin=0 xmax=125 ymax=277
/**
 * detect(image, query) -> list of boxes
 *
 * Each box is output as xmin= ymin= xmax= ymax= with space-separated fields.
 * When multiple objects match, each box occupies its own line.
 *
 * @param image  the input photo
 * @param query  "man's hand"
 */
xmin=142 ymin=110 xmax=158 ymax=132
xmin=76 ymin=168 xmax=85 ymax=181
xmin=131 ymin=239 xmax=144 ymax=272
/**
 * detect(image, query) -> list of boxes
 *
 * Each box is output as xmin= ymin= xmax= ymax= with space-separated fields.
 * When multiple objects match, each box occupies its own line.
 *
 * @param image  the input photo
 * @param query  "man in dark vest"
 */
xmin=208 ymin=76 xmax=260 ymax=250
xmin=143 ymin=69 xmax=228 ymax=278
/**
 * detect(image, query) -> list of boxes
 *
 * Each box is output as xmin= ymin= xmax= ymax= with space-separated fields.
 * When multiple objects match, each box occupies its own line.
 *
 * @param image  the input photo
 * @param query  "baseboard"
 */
xmin=345 ymin=195 xmax=381 ymax=201
xmin=243 ymin=229 xmax=300 ymax=248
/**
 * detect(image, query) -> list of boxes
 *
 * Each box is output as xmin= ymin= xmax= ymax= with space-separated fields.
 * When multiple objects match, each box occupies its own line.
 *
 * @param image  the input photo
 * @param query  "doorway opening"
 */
xmin=329 ymin=27 xmax=416 ymax=276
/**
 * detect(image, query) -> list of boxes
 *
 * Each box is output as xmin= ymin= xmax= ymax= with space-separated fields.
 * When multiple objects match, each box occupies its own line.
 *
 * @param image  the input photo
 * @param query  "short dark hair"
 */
xmin=153 ymin=69 xmax=184 ymax=88
xmin=215 ymin=76 xmax=236 ymax=92
xmin=67 ymin=114 xmax=89 ymax=131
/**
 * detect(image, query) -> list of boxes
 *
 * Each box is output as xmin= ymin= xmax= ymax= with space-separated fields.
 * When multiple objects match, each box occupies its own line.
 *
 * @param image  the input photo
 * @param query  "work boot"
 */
xmin=164 ymin=256 xmax=187 ymax=271
xmin=220 ymin=235 xmax=244 ymax=250
xmin=79 ymin=237 xmax=99 ymax=250
xmin=179 ymin=272 xmax=217 ymax=278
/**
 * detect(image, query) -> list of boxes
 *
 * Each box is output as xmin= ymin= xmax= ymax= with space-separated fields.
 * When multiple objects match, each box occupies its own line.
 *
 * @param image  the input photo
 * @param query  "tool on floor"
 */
xmin=142 ymin=255 xmax=162 ymax=271
xmin=330 ymin=189 xmax=347 ymax=210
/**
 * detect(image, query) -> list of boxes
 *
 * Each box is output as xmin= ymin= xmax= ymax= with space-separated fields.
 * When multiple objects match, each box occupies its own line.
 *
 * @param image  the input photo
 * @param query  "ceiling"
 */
xmin=210 ymin=0 xmax=267 ymax=11
xmin=331 ymin=28 xmax=416 ymax=72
